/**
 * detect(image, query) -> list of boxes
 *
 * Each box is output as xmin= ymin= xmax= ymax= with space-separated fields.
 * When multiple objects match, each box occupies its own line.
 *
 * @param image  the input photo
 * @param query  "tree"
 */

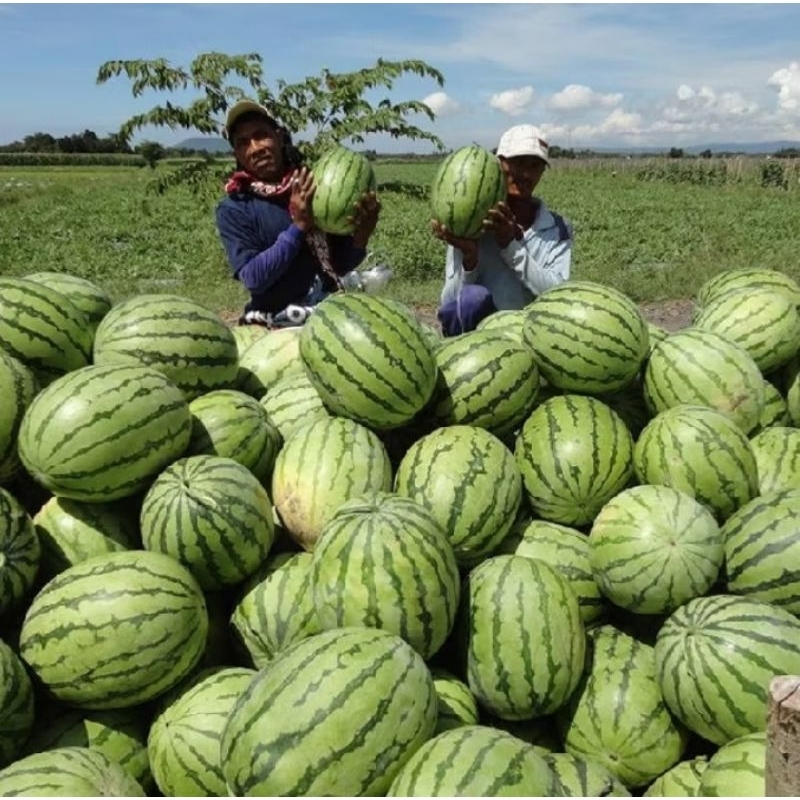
xmin=137 ymin=140 xmax=167 ymax=169
xmin=668 ymin=147 xmax=684 ymax=159
xmin=96 ymin=52 xmax=446 ymax=193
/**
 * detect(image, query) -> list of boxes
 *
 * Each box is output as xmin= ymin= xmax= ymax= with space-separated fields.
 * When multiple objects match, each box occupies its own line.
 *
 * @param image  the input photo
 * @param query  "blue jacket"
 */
xmin=216 ymin=193 xmax=367 ymax=313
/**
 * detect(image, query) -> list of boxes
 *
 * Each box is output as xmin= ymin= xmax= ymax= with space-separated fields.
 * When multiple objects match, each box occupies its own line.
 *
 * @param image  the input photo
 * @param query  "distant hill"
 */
xmin=173 ymin=137 xmax=229 ymax=153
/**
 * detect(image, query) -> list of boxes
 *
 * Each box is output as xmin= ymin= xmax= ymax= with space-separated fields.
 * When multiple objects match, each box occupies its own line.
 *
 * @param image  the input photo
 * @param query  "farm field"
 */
xmin=1 ymin=157 xmax=799 ymax=322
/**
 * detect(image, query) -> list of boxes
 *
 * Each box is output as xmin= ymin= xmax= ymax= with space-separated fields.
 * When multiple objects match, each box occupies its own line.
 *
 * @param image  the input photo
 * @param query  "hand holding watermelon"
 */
xmin=430 ymin=218 xmax=479 ymax=270
xmin=483 ymin=201 xmax=525 ymax=248
xmin=349 ymin=190 xmax=382 ymax=247
xmin=288 ymin=166 xmax=316 ymax=232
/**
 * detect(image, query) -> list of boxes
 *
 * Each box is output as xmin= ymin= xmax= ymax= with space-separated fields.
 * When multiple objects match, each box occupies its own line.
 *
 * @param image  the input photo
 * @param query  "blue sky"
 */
xmin=2 ymin=3 xmax=800 ymax=152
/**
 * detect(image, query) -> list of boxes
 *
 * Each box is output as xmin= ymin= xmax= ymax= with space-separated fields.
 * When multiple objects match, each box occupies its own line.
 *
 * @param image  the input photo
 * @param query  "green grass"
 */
xmin=2 ymin=158 xmax=799 ymax=317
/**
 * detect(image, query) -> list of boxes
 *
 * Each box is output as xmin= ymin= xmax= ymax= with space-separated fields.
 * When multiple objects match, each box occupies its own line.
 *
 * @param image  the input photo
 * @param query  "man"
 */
xmin=433 ymin=124 xmax=573 ymax=336
xmin=215 ymin=99 xmax=381 ymax=327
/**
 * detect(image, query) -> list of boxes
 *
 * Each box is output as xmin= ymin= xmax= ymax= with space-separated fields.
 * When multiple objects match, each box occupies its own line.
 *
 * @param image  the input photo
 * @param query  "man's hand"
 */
xmin=431 ymin=219 xmax=479 ymax=271
xmin=483 ymin=201 xmax=524 ymax=249
xmin=289 ymin=167 xmax=316 ymax=232
xmin=349 ymin=191 xmax=381 ymax=248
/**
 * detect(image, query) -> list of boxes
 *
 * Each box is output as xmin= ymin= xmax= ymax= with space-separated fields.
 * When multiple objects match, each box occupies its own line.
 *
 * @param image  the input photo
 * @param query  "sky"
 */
xmin=2 ymin=2 xmax=800 ymax=153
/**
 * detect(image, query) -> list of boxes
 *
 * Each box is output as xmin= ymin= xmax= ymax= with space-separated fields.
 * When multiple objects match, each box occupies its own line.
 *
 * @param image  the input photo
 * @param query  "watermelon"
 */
xmin=258 ymin=370 xmax=329 ymax=441
xmin=148 ymin=666 xmax=256 ymax=797
xmin=692 ymin=286 xmax=800 ymax=373
xmin=698 ymin=731 xmax=765 ymax=797
xmin=92 ymin=294 xmax=239 ymax=401
xmin=695 ymin=267 xmax=800 ymax=309
xmin=271 ymin=415 xmax=393 ymax=550
xmin=430 ymin=145 xmax=506 ymax=239
xmin=654 ymin=594 xmax=800 ymax=744
xmin=0 ymin=746 xmax=145 ymax=796
xmin=430 ymin=668 xmax=479 ymax=734
xmin=545 ymin=752 xmax=632 ymax=796
xmin=186 ymin=389 xmax=281 ymax=484
xmin=0 ymin=277 xmax=93 ymax=387
xmin=722 ymin=488 xmax=800 ymax=613
xmin=19 ymin=550 xmax=209 ymax=709
xmin=475 ymin=308 xmax=528 ymax=342
xmin=220 ymin=627 xmax=437 ymax=796
xmin=589 ymin=484 xmax=723 ymax=615
xmin=236 ymin=327 xmax=303 ymax=398
xmin=18 ymin=364 xmax=192 ymax=503
xmin=0 ymin=637 xmax=35 ymax=768
xmin=0 ymin=488 xmax=40 ymax=617
xmin=394 ymin=425 xmax=522 ymax=566
xmin=387 ymin=725 xmax=558 ymax=797
xmin=753 ymin=378 xmax=790 ymax=432
xmin=0 ymin=351 xmax=37 ymax=485
xmin=749 ymin=426 xmax=800 ymax=495
xmin=311 ymin=492 xmax=460 ymax=659
xmin=311 ymin=145 xmax=376 ymax=235
xmin=558 ymin=625 xmax=689 ymax=788
xmin=515 ymin=394 xmax=634 ymax=527
xmin=466 ymin=555 xmax=585 ymax=719
xmin=642 ymin=756 xmax=708 ymax=796
xmin=299 ymin=293 xmax=438 ymax=430
xmin=523 ymin=281 xmax=650 ymax=394
xmin=430 ymin=330 xmax=541 ymax=438
xmin=140 ymin=455 xmax=275 ymax=591
xmin=23 ymin=271 xmax=112 ymax=330
xmin=644 ymin=328 xmax=765 ymax=434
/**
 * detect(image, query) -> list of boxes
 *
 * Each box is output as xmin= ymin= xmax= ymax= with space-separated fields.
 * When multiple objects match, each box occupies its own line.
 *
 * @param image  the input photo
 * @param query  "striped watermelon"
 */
xmin=523 ymin=281 xmax=650 ymax=394
xmin=0 ymin=351 xmax=37 ymax=485
xmin=749 ymin=427 xmax=800 ymax=495
xmin=475 ymin=308 xmax=529 ymax=342
xmin=484 ymin=712 xmax=563 ymax=753
xmin=654 ymin=594 xmax=800 ymax=744
xmin=558 ymin=625 xmax=689 ymax=788
xmin=430 ymin=145 xmax=506 ymax=239
xmin=500 ymin=518 xmax=607 ymax=625
xmin=754 ymin=378 xmax=790 ymax=431
xmin=259 ymin=370 xmax=329 ymax=441
xmin=19 ymin=550 xmax=208 ymax=709
xmin=0 ymin=638 xmax=35 ymax=768
xmin=545 ymin=752 xmax=632 ymax=797
xmin=299 ymin=293 xmax=438 ymax=429
xmin=394 ymin=425 xmax=522 ymax=566
xmin=311 ymin=146 xmax=376 ymax=235
xmin=589 ymin=485 xmax=723 ymax=615
xmin=698 ymin=731 xmax=765 ymax=797
xmin=0 ymin=277 xmax=93 ymax=386
xmin=782 ymin=354 xmax=800 ymax=426
xmin=23 ymin=271 xmax=112 ymax=330
xmin=633 ymin=405 xmax=758 ymax=522
xmin=642 ymin=756 xmax=708 ymax=796
xmin=0 ymin=488 xmax=40 ymax=617
xmin=148 ymin=666 xmax=256 ymax=796
xmin=230 ymin=322 xmax=268 ymax=355
xmin=21 ymin=705 xmax=152 ymax=791
xmin=430 ymin=330 xmax=541 ymax=438
xmin=0 ymin=746 xmax=145 ymax=796
xmin=311 ymin=492 xmax=460 ymax=659
xmin=186 ymin=389 xmax=281 ymax=484
xmin=695 ymin=267 xmax=800 ymax=309
xmin=692 ymin=287 xmax=800 ymax=373
xmin=647 ymin=321 xmax=669 ymax=354
xmin=18 ymin=364 xmax=192 ymax=503
xmin=33 ymin=496 xmax=140 ymax=579
xmin=467 ymin=555 xmax=585 ymax=719
xmin=229 ymin=552 xmax=321 ymax=667
xmin=430 ymin=669 xmax=479 ymax=734
xmin=515 ymin=394 xmax=634 ymax=527
xmin=644 ymin=328 xmax=765 ymax=434
xmin=387 ymin=725 xmax=558 ymax=797
xmin=92 ymin=294 xmax=239 ymax=401
xmin=271 ymin=415 xmax=393 ymax=550
xmin=722 ymin=488 xmax=800 ymax=613
xmin=220 ymin=627 xmax=437 ymax=796
xmin=237 ymin=327 xmax=303 ymax=398
xmin=140 ymin=455 xmax=275 ymax=591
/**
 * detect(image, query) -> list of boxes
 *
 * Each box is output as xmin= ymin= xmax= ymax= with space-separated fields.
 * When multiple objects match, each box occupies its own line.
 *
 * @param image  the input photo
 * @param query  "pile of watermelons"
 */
xmin=0 ymin=145 xmax=798 ymax=795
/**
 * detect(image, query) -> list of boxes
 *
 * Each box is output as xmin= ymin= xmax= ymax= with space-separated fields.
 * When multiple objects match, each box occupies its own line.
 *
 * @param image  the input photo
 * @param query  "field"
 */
xmin=2 ymin=156 xmax=800 ymax=325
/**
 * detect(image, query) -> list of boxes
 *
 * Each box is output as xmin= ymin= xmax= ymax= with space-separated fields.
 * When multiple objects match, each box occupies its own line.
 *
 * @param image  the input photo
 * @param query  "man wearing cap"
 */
xmin=215 ymin=99 xmax=381 ymax=327
xmin=433 ymin=124 xmax=573 ymax=336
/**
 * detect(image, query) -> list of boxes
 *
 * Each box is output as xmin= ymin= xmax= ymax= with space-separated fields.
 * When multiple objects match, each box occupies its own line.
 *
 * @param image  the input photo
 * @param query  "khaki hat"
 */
xmin=223 ymin=100 xmax=279 ymax=140
xmin=496 ymin=124 xmax=550 ymax=164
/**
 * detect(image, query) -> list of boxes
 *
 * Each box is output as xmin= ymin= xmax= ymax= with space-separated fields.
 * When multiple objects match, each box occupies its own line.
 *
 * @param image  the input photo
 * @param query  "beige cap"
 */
xmin=223 ymin=100 xmax=279 ymax=140
xmin=496 ymin=124 xmax=550 ymax=164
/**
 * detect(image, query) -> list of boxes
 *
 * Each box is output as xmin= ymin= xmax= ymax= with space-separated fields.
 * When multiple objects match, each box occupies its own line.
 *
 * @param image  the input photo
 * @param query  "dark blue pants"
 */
xmin=437 ymin=285 xmax=497 ymax=337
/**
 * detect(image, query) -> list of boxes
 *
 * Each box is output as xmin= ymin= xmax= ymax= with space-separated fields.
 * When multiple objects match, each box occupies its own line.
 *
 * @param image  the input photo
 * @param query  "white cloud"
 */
xmin=422 ymin=91 xmax=461 ymax=117
xmin=548 ymin=84 xmax=623 ymax=112
xmin=489 ymin=86 xmax=535 ymax=116
xmin=768 ymin=62 xmax=800 ymax=111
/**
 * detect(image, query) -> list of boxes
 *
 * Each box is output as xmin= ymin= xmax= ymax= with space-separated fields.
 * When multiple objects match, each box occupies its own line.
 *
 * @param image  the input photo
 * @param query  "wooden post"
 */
xmin=766 ymin=676 xmax=800 ymax=796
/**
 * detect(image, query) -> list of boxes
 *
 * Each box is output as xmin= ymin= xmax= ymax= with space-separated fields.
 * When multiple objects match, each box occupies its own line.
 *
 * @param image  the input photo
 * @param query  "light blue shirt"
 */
xmin=440 ymin=201 xmax=573 ymax=309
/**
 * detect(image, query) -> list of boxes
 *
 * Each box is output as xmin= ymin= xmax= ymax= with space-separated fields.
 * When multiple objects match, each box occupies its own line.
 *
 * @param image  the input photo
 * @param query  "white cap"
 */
xmin=496 ymin=124 xmax=550 ymax=164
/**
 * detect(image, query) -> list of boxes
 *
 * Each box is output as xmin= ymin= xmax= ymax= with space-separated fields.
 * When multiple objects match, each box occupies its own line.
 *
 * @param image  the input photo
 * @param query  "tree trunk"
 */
xmin=766 ymin=676 xmax=800 ymax=796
